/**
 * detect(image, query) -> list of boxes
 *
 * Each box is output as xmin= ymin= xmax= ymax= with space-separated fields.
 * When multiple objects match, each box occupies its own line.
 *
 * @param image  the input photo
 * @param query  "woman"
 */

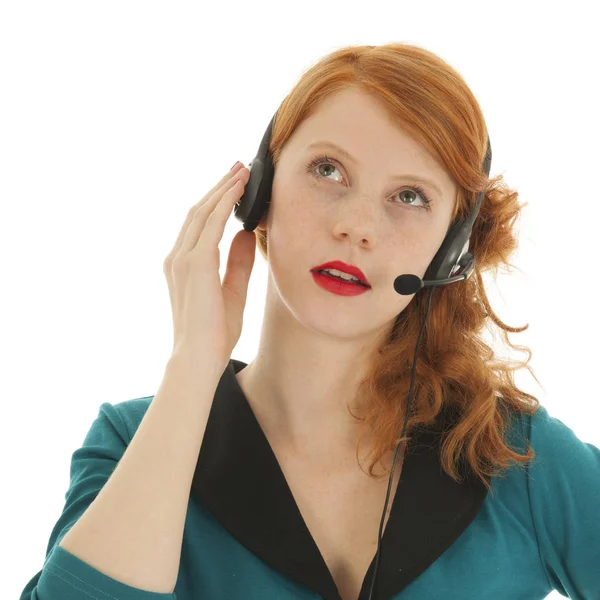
xmin=21 ymin=42 xmax=600 ymax=600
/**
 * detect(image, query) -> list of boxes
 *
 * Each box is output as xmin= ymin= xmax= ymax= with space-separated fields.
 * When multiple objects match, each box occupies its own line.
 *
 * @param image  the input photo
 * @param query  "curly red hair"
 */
xmin=254 ymin=42 xmax=541 ymax=494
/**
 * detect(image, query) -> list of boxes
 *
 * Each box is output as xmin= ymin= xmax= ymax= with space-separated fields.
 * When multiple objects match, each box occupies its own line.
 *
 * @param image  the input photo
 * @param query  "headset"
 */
xmin=233 ymin=107 xmax=492 ymax=600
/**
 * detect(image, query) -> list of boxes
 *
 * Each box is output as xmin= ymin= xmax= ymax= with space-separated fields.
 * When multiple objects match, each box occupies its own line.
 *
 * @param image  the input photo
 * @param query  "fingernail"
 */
xmin=230 ymin=160 xmax=240 ymax=171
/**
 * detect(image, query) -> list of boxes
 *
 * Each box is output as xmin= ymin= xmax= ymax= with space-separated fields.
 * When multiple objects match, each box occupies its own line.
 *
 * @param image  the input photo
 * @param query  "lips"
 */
xmin=310 ymin=260 xmax=371 ymax=287
xmin=311 ymin=271 xmax=370 ymax=296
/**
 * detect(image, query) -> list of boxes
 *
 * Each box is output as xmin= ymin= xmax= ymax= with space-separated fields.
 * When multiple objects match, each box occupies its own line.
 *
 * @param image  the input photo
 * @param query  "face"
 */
xmin=256 ymin=87 xmax=458 ymax=344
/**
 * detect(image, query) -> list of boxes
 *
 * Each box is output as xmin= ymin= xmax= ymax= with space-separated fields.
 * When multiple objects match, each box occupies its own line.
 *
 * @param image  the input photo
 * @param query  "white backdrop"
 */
xmin=2 ymin=1 xmax=598 ymax=599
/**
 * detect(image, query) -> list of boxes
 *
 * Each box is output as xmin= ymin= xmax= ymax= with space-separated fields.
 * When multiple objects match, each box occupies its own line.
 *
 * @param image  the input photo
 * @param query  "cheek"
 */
xmin=269 ymin=187 xmax=317 ymax=237
xmin=265 ymin=190 xmax=310 ymax=258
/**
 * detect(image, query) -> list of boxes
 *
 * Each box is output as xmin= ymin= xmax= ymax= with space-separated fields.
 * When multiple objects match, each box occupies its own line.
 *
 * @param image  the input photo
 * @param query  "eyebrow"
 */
xmin=306 ymin=140 xmax=443 ymax=198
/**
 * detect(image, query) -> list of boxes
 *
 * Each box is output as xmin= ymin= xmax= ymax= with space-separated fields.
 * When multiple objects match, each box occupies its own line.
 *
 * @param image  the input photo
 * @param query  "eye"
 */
xmin=305 ymin=154 xmax=433 ymax=211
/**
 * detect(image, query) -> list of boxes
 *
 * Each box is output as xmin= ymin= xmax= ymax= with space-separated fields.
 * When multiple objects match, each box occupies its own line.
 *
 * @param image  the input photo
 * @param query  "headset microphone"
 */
xmin=393 ymin=253 xmax=476 ymax=296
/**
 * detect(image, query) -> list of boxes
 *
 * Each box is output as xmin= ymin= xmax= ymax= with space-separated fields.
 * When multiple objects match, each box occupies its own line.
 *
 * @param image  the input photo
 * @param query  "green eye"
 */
xmin=305 ymin=154 xmax=433 ymax=211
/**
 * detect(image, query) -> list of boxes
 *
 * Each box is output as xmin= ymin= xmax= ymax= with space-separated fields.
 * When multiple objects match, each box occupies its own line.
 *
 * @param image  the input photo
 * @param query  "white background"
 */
xmin=2 ymin=1 xmax=598 ymax=599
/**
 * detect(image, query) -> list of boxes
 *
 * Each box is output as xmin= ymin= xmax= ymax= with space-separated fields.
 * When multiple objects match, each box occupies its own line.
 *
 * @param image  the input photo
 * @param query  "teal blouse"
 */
xmin=20 ymin=358 xmax=600 ymax=599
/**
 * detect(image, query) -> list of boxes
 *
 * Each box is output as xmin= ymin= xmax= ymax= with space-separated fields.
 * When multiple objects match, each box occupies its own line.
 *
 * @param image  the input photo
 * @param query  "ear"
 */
xmin=256 ymin=214 xmax=268 ymax=232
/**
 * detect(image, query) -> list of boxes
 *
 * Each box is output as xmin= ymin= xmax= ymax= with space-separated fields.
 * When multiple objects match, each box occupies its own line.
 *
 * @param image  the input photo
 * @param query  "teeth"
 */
xmin=321 ymin=268 xmax=362 ymax=283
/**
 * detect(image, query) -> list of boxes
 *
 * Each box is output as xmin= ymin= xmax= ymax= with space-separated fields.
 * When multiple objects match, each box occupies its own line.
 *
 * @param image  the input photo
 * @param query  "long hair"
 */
xmin=254 ymin=43 xmax=541 ymax=493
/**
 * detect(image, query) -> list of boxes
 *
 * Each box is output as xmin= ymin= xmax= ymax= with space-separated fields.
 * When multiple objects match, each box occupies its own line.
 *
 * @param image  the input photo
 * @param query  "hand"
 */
xmin=162 ymin=162 xmax=256 ymax=378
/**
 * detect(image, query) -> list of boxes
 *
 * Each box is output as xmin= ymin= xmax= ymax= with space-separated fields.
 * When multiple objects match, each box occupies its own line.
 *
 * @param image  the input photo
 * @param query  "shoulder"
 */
xmin=524 ymin=403 xmax=599 ymax=471
xmin=518 ymin=404 xmax=600 ymax=596
xmin=81 ymin=396 xmax=154 ymax=447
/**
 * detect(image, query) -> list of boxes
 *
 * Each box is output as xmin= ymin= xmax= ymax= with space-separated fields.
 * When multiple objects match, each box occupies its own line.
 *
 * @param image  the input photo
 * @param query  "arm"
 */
xmin=20 ymin=354 xmax=223 ymax=598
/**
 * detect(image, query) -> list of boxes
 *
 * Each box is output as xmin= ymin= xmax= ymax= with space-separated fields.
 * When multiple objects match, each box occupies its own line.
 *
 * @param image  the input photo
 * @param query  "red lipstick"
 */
xmin=310 ymin=260 xmax=371 ymax=287
xmin=310 ymin=260 xmax=371 ymax=297
xmin=311 ymin=271 xmax=371 ymax=296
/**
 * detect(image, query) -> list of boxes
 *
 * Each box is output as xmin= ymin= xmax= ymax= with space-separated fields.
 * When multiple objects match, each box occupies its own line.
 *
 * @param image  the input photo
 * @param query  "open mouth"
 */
xmin=313 ymin=270 xmax=370 ymax=288
xmin=311 ymin=270 xmax=371 ymax=296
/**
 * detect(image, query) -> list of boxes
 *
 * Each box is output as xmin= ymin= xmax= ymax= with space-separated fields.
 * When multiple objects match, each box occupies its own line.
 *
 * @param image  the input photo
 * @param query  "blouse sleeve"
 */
xmin=19 ymin=401 xmax=175 ymax=600
xmin=526 ymin=404 xmax=600 ymax=599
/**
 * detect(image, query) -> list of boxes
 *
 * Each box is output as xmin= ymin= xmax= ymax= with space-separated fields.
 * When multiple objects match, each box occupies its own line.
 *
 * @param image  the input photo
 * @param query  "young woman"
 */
xmin=21 ymin=42 xmax=600 ymax=600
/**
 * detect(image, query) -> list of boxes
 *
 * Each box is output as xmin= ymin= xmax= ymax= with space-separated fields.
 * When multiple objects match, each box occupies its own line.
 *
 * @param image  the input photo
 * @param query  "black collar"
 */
xmin=191 ymin=358 xmax=489 ymax=600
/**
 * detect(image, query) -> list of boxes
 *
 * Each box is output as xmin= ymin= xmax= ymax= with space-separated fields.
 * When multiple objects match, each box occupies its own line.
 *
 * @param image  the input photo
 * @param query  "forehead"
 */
xmin=281 ymin=89 xmax=456 ymax=199
xmin=289 ymin=90 xmax=445 ymax=167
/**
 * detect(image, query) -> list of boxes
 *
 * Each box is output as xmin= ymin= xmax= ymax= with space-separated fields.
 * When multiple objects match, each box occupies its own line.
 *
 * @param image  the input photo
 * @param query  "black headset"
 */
xmin=233 ymin=107 xmax=492 ymax=600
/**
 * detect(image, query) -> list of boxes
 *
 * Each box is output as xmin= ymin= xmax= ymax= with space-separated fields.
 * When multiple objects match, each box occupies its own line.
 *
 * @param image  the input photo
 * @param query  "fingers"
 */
xmin=198 ymin=175 xmax=248 ymax=252
xmin=221 ymin=227 xmax=256 ymax=311
xmin=178 ymin=165 xmax=249 ymax=258
xmin=165 ymin=163 xmax=246 ymax=266
xmin=189 ymin=162 xmax=245 ymax=217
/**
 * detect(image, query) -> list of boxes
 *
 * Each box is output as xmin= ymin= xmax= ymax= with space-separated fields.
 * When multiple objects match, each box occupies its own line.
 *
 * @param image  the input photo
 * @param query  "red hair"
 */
xmin=254 ymin=43 xmax=540 ymax=493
